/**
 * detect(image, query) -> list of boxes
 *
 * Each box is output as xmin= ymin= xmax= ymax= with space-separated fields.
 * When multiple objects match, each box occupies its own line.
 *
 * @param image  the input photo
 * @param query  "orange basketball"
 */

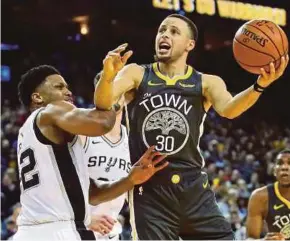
xmin=233 ymin=20 xmax=288 ymax=74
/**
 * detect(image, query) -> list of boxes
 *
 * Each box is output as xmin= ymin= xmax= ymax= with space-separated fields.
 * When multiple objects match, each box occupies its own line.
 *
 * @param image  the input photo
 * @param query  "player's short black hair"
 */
xmin=167 ymin=14 xmax=198 ymax=42
xmin=275 ymin=149 xmax=290 ymax=162
xmin=93 ymin=71 xmax=102 ymax=87
xmin=18 ymin=65 xmax=60 ymax=107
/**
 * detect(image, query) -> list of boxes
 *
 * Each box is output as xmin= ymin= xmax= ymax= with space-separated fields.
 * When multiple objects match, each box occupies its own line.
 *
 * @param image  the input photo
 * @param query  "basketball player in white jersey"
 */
xmin=84 ymin=73 xmax=131 ymax=240
xmin=13 ymin=44 xmax=168 ymax=241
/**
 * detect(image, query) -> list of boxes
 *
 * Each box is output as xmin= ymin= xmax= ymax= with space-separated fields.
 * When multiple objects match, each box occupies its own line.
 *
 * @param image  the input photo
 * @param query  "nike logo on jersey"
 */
xmin=92 ymin=140 xmax=101 ymax=144
xmin=148 ymin=80 xmax=164 ymax=86
xmin=202 ymin=179 xmax=209 ymax=189
xmin=179 ymin=82 xmax=195 ymax=88
xmin=109 ymin=235 xmax=117 ymax=239
xmin=274 ymin=204 xmax=285 ymax=210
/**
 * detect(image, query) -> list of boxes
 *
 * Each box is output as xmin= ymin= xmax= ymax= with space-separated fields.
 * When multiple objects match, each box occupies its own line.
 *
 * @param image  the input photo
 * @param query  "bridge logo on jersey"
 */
xmin=273 ymin=213 xmax=290 ymax=239
xmin=142 ymin=107 xmax=190 ymax=155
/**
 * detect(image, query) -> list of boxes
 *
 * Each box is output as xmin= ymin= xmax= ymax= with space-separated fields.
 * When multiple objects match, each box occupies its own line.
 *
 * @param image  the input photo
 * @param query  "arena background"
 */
xmin=1 ymin=0 xmax=290 ymax=239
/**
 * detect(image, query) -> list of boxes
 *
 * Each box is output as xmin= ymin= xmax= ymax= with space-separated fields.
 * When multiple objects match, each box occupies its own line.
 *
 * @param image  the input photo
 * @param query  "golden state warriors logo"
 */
xmin=142 ymin=107 xmax=189 ymax=155
xmin=281 ymin=225 xmax=290 ymax=239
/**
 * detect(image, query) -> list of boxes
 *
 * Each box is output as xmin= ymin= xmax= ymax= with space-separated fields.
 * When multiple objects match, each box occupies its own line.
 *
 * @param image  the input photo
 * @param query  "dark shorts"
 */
xmin=129 ymin=170 xmax=234 ymax=240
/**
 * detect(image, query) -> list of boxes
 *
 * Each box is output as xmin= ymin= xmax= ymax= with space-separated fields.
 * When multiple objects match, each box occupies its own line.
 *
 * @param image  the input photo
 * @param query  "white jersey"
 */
xmin=84 ymin=125 xmax=131 ymax=238
xmin=16 ymin=108 xmax=91 ymax=229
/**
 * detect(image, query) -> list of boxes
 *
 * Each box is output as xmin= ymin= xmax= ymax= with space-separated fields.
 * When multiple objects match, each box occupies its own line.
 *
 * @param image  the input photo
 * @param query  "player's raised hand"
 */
xmin=257 ymin=55 xmax=289 ymax=88
xmin=128 ymin=146 xmax=168 ymax=185
xmin=264 ymin=232 xmax=286 ymax=240
xmin=102 ymin=43 xmax=133 ymax=80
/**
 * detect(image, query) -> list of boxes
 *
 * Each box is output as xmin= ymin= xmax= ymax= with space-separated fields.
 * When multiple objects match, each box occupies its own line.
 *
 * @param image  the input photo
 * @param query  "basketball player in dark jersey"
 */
xmin=14 ymin=44 xmax=168 ymax=241
xmin=246 ymin=149 xmax=290 ymax=240
xmin=94 ymin=14 xmax=288 ymax=240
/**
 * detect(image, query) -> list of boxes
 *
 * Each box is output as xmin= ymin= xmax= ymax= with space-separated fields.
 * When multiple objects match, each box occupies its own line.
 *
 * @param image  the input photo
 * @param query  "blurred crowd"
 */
xmin=2 ymin=96 xmax=289 ymax=240
xmin=201 ymin=111 xmax=290 ymax=239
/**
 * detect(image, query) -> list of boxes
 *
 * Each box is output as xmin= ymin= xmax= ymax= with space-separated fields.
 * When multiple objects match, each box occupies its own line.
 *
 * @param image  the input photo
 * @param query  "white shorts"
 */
xmin=93 ymin=232 xmax=119 ymax=241
xmin=13 ymin=221 xmax=94 ymax=241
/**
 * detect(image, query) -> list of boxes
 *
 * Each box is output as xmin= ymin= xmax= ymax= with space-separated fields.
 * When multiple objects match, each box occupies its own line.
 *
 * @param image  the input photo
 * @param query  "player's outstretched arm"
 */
xmin=205 ymin=56 xmax=288 ymax=119
xmin=89 ymin=146 xmax=168 ymax=205
xmin=246 ymin=188 xmax=267 ymax=239
xmin=39 ymin=100 xmax=117 ymax=136
xmin=94 ymin=43 xmax=135 ymax=110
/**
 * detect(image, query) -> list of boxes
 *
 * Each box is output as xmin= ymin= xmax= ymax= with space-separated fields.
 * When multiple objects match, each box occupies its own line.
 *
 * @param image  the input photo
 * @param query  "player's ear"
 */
xmin=186 ymin=39 xmax=195 ymax=52
xmin=31 ymin=92 xmax=44 ymax=105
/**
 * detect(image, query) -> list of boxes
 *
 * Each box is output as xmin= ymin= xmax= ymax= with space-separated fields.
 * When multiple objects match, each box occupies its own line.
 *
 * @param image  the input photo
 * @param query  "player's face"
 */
xmin=155 ymin=17 xmax=195 ymax=63
xmin=35 ymin=75 xmax=73 ymax=106
xmin=274 ymin=153 xmax=290 ymax=187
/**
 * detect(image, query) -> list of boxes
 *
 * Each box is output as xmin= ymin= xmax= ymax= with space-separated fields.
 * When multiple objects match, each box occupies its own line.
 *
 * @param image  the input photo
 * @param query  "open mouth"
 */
xmin=280 ymin=173 xmax=290 ymax=178
xmin=158 ymin=42 xmax=171 ymax=53
xmin=66 ymin=98 xmax=74 ymax=104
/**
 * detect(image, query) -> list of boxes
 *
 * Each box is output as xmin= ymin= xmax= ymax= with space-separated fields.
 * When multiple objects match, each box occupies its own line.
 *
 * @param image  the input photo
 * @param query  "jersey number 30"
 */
xmin=19 ymin=148 xmax=40 ymax=191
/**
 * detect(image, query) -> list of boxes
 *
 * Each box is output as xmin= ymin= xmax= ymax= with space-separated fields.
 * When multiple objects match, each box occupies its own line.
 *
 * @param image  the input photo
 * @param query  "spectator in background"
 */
xmin=1 ymin=168 xmax=20 ymax=219
xmin=2 ymin=203 xmax=21 ymax=240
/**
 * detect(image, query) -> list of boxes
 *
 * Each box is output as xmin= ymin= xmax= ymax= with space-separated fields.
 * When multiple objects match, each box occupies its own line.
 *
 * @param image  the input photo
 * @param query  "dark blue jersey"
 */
xmin=128 ymin=63 xmax=206 ymax=171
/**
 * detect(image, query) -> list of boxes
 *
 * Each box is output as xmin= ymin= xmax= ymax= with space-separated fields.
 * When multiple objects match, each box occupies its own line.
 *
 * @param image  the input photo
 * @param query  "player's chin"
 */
xmin=155 ymin=54 xmax=171 ymax=63
xmin=279 ymin=177 xmax=290 ymax=187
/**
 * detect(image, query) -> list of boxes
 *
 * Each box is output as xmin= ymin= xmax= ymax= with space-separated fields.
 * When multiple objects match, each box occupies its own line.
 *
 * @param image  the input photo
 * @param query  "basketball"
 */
xmin=233 ymin=20 xmax=288 ymax=74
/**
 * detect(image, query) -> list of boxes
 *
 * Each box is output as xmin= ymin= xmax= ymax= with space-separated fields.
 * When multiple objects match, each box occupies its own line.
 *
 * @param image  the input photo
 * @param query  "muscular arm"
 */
xmin=94 ymin=64 xmax=144 ymax=110
xmin=40 ymin=100 xmax=116 ymax=136
xmin=204 ymin=74 xmax=262 ymax=119
xmin=246 ymin=187 xmax=268 ymax=239
xmin=204 ymin=57 xmax=288 ymax=119
xmin=89 ymin=178 xmax=133 ymax=205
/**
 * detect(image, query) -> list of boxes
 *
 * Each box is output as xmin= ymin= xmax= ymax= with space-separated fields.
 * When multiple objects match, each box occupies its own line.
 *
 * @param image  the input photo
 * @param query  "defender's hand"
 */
xmin=257 ymin=55 xmax=289 ymax=88
xmin=128 ymin=146 xmax=168 ymax=185
xmin=88 ymin=215 xmax=116 ymax=236
xmin=102 ymin=43 xmax=133 ymax=81
xmin=264 ymin=232 xmax=286 ymax=240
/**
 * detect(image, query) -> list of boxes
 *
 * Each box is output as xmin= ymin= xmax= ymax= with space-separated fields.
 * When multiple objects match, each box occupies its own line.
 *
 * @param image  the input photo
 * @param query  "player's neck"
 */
xmin=30 ymin=103 xmax=44 ymax=112
xmin=104 ymin=112 xmax=122 ymax=143
xmin=158 ymin=58 xmax=188 ymax=79
xmin=278 ymin=183 xmax=290 ymax=201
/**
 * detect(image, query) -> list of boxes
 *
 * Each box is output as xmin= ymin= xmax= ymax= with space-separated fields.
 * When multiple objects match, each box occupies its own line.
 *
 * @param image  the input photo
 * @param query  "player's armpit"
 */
xmin=40 ymin=100 xmax=116 ymax=136
xmin=246 ymin=188 xmax=268 ymax=239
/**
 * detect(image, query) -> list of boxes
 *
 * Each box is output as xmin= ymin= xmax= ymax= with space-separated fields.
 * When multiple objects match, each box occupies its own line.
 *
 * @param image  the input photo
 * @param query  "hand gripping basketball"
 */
xmin=233 ymin=19 xmax=289 ymax=84
xmin=257 ymin=54 xmax=289 ymax=88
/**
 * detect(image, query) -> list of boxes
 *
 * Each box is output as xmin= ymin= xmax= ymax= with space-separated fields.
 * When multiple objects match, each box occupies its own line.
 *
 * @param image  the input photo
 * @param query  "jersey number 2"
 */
xmin=20 ymin=148 xmax=40 ymax=191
